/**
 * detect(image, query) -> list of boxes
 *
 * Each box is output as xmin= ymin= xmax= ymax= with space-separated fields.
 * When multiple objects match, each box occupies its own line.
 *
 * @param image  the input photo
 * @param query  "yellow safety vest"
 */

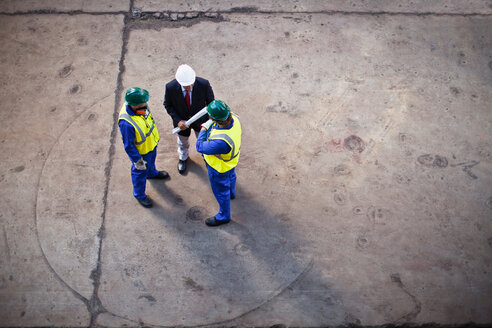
xmin=204 ymin=113 xmax=242 ymax=173
xmin=118 ymin=104 xmax=160 ymax=155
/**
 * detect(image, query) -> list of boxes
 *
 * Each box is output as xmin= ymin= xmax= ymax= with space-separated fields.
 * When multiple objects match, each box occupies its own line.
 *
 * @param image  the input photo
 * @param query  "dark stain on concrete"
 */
xmin=334 ymin=164 xmax=351 ymax=176
xmin=334 ymin=193 xmax=346 ymax=205
xmin=186 ymin=206 xmax=206 ymax=221
xmin=462 ymin=165 xmax=479 ymax=179
xmin=69 ymin=84 xmax=81 ymax=94
xmin=417 ymin=154 xmax=448 ymax=168
xmin=11 ymin=165 xmax=25 ymax=173
xmin=58 ymin=64 xmax=73 ymax=78
xmin=450 ymin=86 xmax=461 ymax=96
xmin=356 ymin=236 xmax=369 ymax=249
xmin=457 ymin=51 xmax=467 ymax=66
xmin=173 ymin=195 xmax=184 ymax=205
xmin=367 ymin=206 xmax=384 ymax=224
xmin=88 ymin=113 xmax=95 ymax=120
xmin=394 ymin=173 xmax=411 ymax=184
xmin=433 ymin=155 xmax=448 ymax=168
xmin=391 ymin=273 xmax=403 ymax=285
xmin=344 ymin=135 xmax=365 ymax=153
xmin=398 ymin=133 xmax=412 ymax=144
xmin=183 ymin=276 xmax=204 ymax=292
xmin=417 ymin=154 xmax=434 ymax=166
xmin=133 ymin=280 xmax=146 ymax=292
xmin=353 ymin=206 xmax=364 ymax=215
xmin=77 ymin=37 xmax=88 ymax=46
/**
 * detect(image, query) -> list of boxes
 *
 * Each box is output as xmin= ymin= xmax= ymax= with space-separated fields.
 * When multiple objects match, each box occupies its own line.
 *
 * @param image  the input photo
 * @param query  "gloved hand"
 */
xmin=201 ymin=119 xmax=213 ymax=130
xmin=134 ymin=158 xmax=147 ymax=170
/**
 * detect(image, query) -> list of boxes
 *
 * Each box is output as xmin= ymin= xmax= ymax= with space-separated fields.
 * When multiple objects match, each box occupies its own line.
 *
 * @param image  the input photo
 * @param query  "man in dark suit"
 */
xmin=164 ymin=64 xmax=215 ymax=174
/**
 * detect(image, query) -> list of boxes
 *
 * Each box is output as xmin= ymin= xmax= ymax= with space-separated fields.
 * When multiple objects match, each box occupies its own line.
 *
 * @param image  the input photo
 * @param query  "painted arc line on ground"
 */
xmin=35 ymin=95 xmax=113 ymax=301
xmin=34 ymin=94 xmax=313 ymax=326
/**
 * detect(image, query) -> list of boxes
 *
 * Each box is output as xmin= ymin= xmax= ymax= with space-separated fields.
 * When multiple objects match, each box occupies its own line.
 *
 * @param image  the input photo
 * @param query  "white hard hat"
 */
xmin=175 ymin=64 xmax=196 ymax=86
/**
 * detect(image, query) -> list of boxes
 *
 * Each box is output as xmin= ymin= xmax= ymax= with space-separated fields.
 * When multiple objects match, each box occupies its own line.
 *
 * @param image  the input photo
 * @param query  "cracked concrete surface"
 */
xmin=0 ymin=1 xmax=491 ymax=327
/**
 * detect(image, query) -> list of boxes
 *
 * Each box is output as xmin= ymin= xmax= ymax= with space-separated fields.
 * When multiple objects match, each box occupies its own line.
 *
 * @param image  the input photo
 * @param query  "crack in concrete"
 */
xmin=0 ymin=10 xmax=127 ymax=16
xmin=88 ymin=2 xmax=133 ymax=327
xmin=126 ymin=11 xmax=226 ymax=30
xmin=1 ymin=9 xmax=491 ymax=17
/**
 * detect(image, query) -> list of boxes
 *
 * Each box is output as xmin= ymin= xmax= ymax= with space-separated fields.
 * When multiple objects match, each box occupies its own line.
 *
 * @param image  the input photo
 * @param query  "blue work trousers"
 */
xmin=207 ymin=166 xmax=236 ymax=222
xmin=131 ymin=147 xmax=159 ymax=199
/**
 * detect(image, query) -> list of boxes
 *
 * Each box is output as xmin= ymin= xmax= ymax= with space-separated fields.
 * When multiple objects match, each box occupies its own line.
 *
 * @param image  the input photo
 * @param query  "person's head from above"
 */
xmin=207 ymin=100 xmax=232 ymax=126
xmin=175 ymin=64 xmax=196 ymax=91
xmin=125 ymin=87 xmax=149 ymax=115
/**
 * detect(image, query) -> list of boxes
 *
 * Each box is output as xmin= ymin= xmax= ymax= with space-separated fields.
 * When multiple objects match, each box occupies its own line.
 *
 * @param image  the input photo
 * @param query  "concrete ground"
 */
xmin=0 ymin=1 xmax=491 ymax=327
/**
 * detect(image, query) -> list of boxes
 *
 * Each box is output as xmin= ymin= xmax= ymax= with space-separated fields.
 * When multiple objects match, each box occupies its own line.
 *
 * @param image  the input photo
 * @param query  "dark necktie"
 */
xmin=185 ymin=90 xmax=191 ymax=110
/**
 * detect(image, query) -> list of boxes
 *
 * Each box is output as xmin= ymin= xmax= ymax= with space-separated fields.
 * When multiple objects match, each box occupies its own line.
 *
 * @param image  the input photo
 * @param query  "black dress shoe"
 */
xmin=205 ymin=217 xmax=230 ymax=226
xmin=148 ymin=171 xmax=170 ymax=179
xmin=178 ymin=159 xmax=187 ymax=174
xmin=136 ymin=196 xmax=153 ymax=208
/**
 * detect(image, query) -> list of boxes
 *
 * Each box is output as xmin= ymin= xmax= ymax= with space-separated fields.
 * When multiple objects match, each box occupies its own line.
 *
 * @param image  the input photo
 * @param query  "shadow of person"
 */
xmin=139 ymin=181 xmax=318 ymax=326
xmin=109 ymin=158 xmax=344 ymax=327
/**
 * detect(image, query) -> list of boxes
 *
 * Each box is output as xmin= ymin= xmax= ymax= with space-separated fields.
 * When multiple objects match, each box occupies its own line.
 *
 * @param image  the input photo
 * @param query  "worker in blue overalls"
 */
xmin=196 ymin=100 xmax=242 ymax=226
xmin=118 ymin=87 xmax=169 ymax=208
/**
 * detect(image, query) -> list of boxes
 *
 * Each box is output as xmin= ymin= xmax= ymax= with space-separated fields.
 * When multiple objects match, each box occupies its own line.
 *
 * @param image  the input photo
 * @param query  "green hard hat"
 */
xmin=207 ymin=100 xmax=230 ymax=121
xmin=125 ymin=87 xmax=149 ymax=106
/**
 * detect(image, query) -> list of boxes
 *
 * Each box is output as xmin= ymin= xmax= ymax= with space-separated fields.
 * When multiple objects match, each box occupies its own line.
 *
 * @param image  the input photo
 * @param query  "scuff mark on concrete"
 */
xmin=138 ymin=294 xmax=156 ymax=303
xmin=230 ymin=6 xmax=259 ymax=13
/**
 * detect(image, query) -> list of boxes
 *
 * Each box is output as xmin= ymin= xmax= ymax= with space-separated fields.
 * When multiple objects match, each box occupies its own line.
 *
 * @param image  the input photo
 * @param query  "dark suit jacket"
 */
xmin=163 ymin=77 xmax=215 ymax=137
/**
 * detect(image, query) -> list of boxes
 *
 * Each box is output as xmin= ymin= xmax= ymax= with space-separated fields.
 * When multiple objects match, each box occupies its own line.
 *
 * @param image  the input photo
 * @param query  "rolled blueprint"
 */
xmin=172 ymin=106 xmax=208 ymax=134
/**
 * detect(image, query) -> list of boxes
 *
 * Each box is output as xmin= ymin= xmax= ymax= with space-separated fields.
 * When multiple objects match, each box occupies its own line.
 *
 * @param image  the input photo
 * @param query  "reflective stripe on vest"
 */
xmin=119 ymin=113 xmax=156 ymax=145
xmin=210 ymin=133 xmax=237 ymax=162
xmin=118 ymin=105 xmax=160 ymax=155
xmin=203 ymin=113 xmax=241 ymax=173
